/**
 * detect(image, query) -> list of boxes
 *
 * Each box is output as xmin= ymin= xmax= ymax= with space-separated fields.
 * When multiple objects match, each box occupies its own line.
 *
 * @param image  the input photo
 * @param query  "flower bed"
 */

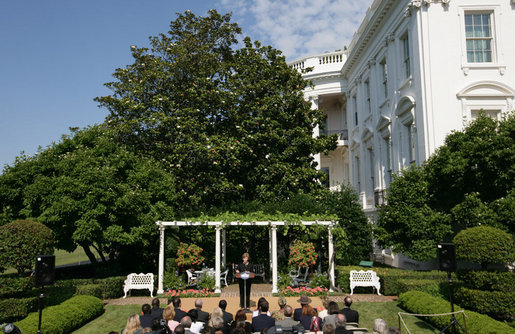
xmin=165 ymin=288 xmax=218 ymax=298
xmin=279 ymin=286 xmax=328 ymax=296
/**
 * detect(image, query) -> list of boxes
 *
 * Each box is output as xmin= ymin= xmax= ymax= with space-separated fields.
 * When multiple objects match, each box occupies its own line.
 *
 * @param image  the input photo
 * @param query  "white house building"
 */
xmin=289 ymin=0 xmax=515 ymax=267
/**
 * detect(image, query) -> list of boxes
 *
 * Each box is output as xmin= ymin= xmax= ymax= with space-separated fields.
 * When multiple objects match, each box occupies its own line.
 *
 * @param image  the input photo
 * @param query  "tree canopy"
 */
xmin=377 ymin=112 xmax=515 ymax=261
xmin=95 ymin=10 xmax=336 ymax=208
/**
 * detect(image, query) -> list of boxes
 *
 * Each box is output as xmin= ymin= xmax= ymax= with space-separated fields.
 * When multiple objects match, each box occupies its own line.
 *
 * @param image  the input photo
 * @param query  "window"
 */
xmin=380 ymin=59 xmax=388 ymax=99
xmin=401 ymin=34 xmax=411 ymax=78
xmin=355 ymin=156 xmax=361 ymax=192
xmin=364 ymin=79 xmax=371 ymax=113
xmin=352 ymin=95 xmax=358 ymax=126
xmin=384 ymin=137 xmax=392 ymax=185
xmin=408 ymin=124 xmax=416 ymax=164
xmin=322 ymin=116 xmax=328 ymax=136
xmin=321 ymin=167 xmax=330 ymax=188
xmin=465 ymin=13 xmax=493 ymax=63
xmin=368 ymin=148 xmax=375 ymax=194
xmin=471 ymin=109 xmax=500 ymax=120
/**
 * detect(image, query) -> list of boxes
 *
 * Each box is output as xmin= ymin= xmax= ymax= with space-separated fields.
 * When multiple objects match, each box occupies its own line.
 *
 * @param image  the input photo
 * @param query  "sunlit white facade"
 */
xmin=290 ymin=0 xmax=515 ymax=268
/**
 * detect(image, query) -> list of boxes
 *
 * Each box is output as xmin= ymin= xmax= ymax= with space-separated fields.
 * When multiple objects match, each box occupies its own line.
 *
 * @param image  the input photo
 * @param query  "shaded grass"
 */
xmin=352 ymin=302 xmax=438 ymax=333
xmin=75 ymin=301 xmax=439 ymax=333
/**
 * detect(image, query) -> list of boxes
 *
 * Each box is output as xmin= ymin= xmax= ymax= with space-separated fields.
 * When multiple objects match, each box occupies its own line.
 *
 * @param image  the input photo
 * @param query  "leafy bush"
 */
xmin=289 ymin=240 xmax=317 ymax=268
xmin=0 ymin=219 xmax=54 ymax=274
xmin=175 ymin=243 xmax=205 ymax=268
xmin=0 ymin=276 xmax=33 ymax=298
xmin=308 ymin=271 xmax=330 ymax=289
xmin=15 ymin=295 xmax=104 ymax=334
xmin=396 ymin=279 xmax=449 ymax=297
xmin=198 ymin=272 xmax=216 ymax=291
xmin=75 ymin=284 xmax=103 ymax=299
xmin=454 ymin=225 xmax=514 ymax=269
xmin=98 ymin=276 xmax=125 ymax=299
xmin=456 ymin=270 xmax=515 ymax=291
xmin=277 ymin=271 xmax=295 ymax=290
xmin=164 ymin=271 xmax=187 ymax=291
xmin=454 ymin=287 xmax=515 ymax=321
xmin=0 ymin=297 xmax=38 ymax=323
xmin=398 ymin=290 xmax=514 ymax=333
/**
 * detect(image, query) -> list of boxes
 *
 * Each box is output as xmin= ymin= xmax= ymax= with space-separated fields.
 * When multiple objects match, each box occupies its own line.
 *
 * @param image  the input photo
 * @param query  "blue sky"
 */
xmin=0 ymin=0 xmax=372 ymax=170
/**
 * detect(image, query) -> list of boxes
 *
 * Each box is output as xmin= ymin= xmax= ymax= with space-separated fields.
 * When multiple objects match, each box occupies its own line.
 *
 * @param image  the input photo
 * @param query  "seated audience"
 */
xmin=122 ymin=314 xmax=142 ymax=334
xmin=151 ymin=298 xmax=164 ymax=321
xmin=219 ymin=299 xmax=234 ymax=326
xmin=172 ymin=297 xmax=188 ymax=322
xmin=252 ymin=297 xmax=271 ymax=318
xmin=195 ymin=298 xmax=210 ymax=323
xmin=210 ymin=316 xmax=225 ymax=334
xmin=163 ymin=305 xmax=179 ymax=331
xmin=339 ymin=296 xmax=358 ymax=324
xmin=271 ymin=296 xmax=287 ymax=321
xmin=140 ymin=304 xmax=154 ymax=329
xmin=372 ymin=319 xmax=388 ymax=334
xmin=276 ymin=305 xmax=303 ymax=331
xmin=188 ymin=309 xmax=205 ymax=334
xmin=293 ymin=295 xmax=312 ymax=321
xmin=334 ymin=314 xmax=351 ymax=334
xmin=252 ymin=300 xmax=275 ymax=333
xmin=322 ymin=301 xmax=340 ymax=327
xmin=175 ymin=324 xmax=186 ymax=334
xmin=322 ymin=323 xmax=335 ymax=334
xmin=230 ymin=309 xmax=252 ymax=334
xmin=180 ymin=316 xmax=193 ymax=334
xmin=318 ymin=299 xmax=330 ymax=319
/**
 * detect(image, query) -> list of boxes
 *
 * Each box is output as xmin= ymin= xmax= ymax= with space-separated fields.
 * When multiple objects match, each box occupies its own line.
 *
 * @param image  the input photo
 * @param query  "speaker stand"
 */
xmin=438 ymin=272 xmax=467 ymax=334
xmin=37 ymin=286 xmax=45 ymax=334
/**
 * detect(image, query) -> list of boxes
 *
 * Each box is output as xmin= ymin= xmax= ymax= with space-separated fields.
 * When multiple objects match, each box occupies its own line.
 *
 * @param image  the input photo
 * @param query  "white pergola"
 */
xmin=156 ymin=220 xmax=337 ymax=294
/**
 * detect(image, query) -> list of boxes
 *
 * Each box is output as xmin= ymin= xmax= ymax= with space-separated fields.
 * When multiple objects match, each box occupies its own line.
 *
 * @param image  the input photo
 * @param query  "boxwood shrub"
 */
xmin=75 ymin=284 xmax=103 ymax=299
xmin=398 ymin=290 xmax=514 ymax=333
xmin=335 ymin=266 xmax=447 ymax=295
xmin=456 ymin=270 xmax=515 ymax=291
xmin=0 ymin=276 xmax=33 ymax=298
xmin=15 ymin=295 xmax=104 ymax=334
xmin=454 ymin=286 xmax=515 ymax=321
xmin=0 ymin=297 xmax=38 ymax=323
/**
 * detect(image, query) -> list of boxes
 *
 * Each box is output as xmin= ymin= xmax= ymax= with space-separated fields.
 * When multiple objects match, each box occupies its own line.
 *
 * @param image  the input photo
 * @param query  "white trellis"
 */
xmin=156 ymin=220 xmax=337 ymax=294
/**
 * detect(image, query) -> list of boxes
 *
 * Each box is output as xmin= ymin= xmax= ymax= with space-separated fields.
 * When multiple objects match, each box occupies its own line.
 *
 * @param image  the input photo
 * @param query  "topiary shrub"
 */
xmin=454 ymin=287 xmax=515 ymax=321
xmin=0 ymin=219 xmax=54 ymax=274
xmin=398 ymin=290 xmax=514 ymax=333
xmin=0 ymin=297 xmax=38 ymax=323
xmin=15 ymin=295 xmax=104 ymax=333
xmin=453 ymin=225 xmax=514 ymax=269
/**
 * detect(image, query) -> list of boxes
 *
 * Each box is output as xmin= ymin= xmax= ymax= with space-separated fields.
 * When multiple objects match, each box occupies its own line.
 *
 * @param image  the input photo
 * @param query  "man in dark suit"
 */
xmin=340 ymin=296 xmax=359 ymax=324
xmin=151 ymin=298 xmax=164 ymax=320
xmin=293 ymin=295 xmax=312 ymax=321
xmin=219 ymin=299 xmax=234 ymax=325
xmin=172 ymin=297 xmax=188 ymax=321
xmin=194 ymin=298 xmax=210 ymax=323
xmin=140 ymin=303 xmax=154 ymax=328
xmin=334 ymin=314 xmax=352 ymax=334
xmin=252 ymin=300 xmax=275 ymax=332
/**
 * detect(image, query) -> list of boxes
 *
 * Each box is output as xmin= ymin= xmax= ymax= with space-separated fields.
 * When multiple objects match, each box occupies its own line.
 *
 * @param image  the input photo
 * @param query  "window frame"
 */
xmin=464 ymin=12 xmax=493 ymax=63
xmin=400 ymin=33 xmax=411 ymax=79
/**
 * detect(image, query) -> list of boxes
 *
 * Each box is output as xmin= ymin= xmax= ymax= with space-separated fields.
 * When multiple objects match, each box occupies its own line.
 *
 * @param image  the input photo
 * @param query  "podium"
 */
xmin=236 ymin=272 xmax=255 ymax=311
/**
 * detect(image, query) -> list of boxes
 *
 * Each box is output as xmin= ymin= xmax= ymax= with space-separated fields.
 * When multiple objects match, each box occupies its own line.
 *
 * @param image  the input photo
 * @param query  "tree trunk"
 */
xmin=91 ymin=243 xmax=107 ymax=263
xmin=81 ymin=244 xmax=98 ymax=265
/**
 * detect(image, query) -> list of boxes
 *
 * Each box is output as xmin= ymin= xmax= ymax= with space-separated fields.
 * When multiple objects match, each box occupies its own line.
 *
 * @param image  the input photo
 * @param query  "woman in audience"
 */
xmin=299 ymin=305 xmax=321 ymax=331
xmin=318 ymin=299 xmax=331 ymax=319
xmin=372 ymin=318 xmax=388 ymax=334
xmin=122 ymin=314 xmax=142 ymax=334
xmin=163 ymin=305 xmax=179 ymax=331
xmin=322 ymin=301 xmax=340 ymax=327
xmin=229 ymin=309 xmax=252 ymax=334
xmin=252 ymin=297 xmax=271 ymax=318
xmin=271 ymin=296 xmax=287 ymax=321
xmin=210 ymin=307 xmax=224 ymax=324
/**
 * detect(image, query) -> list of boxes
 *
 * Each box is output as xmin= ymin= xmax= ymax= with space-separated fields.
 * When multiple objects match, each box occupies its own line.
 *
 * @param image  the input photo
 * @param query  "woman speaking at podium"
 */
xmin=235 ymin=252 xmax=253 ymax=309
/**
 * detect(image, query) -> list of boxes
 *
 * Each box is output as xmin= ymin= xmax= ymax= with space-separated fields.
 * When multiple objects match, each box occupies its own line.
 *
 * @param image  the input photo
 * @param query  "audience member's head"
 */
xmin=188 ymin=309 xmax=199 ymax=322
xmin=219 ymin=299 xmax=228 ymax=311
xmin=211 ymin=307 xmax=224 ymax=320
xmin=151 ymin=318 xmax=162 ymax=330
xmin=297 ymin=295 xmax=312 ymax=308
xmin=163 ymin=305 xmax=176 ymax=321
xmin=210 ymin=316 xmax=224 ymax=330
xmin=327 ymin=301 xmax=340 ymax=315
xmin=335 ymin=314 xmax=347 ymax=328
xmin=283 ymin=305 xmax=293 ymax=318
xmin=152 ymin=298 xmax=160 ymax=308
xmin=123 ymin=314 xmax=142 ymax=334
xmin=373 ymin=318 xmax=388 ymax=334
xmin=343 ymin=296 xmax=353 ymax=308
xmin=142 ymin=303 xmax=152 ymax=315
xmin=322 ymin=323 xmax=335 ymax=334
xmin=277 ymin=296 xmax=287 ymax=309
xmin=389 ymin=327 xmax=401 ymax=334
xmin=175 ymin=324 xmax=186 ymax=334
xmin=257 ymin=297 xmax=267 ymax=311
xmin=302 ymin=304 xmax=315 ymax=317
xmin=260 ymin=300 xmax=270 ymax=313
xmin=231 ymin=325 xmax=246 ymax=334
xmin=234 ymin=309 xmax=247 ymax=322
xmin=172 ymin=297 xmax=182 ymax=308
xmin=322 ymin=299 xmax=330 ymax=310
xmin=180 ymin=316 xmax=193 ymax=328
xmin=195 ymin=298 xmax=203 ymax=309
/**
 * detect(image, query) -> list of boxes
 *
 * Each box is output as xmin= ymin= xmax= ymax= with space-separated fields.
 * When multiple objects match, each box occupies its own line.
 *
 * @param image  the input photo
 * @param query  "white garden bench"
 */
xmin=349 ymin=270 xmax=381 ymax=295
xmin=123 ymin=273 xmax=154 ymax=298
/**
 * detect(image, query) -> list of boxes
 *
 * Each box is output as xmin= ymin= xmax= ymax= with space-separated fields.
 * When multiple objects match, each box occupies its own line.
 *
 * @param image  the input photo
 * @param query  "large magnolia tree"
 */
xmin=95 ymin=10 xmax=336 ymax=208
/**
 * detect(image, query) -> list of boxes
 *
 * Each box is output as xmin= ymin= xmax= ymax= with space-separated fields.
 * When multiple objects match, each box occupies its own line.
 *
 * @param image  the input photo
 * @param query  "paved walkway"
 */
xmin=107 ymin=284 xmax=397 ymax=316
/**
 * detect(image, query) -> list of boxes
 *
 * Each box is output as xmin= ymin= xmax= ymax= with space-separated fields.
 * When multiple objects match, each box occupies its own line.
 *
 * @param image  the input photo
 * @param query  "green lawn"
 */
xmin=2 ymin=248 xmax=100 ymax=275
xmin=74 ymin=302 xmax=438 ymax=333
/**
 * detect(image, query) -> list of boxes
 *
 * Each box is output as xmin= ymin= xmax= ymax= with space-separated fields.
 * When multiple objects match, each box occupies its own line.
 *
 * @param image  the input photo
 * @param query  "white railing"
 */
xmin=319 ymin=53 xmax=345 ymax=65
xmin=289 ymin=50 xmax=347 ymax=74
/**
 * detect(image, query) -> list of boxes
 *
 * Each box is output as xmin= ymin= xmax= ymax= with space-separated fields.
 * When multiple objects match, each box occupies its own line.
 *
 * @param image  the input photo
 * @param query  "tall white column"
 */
xmin=311 ymin=96 xmax=321 ymax=169
xmin=271 ymin=224 xmax=278 ymax=293
xmin=215 ymin=225 xmax=221 ymax=293
xmin=157 ymin=225 xmax=165 ymax=294
xmin=327 ymin=224 xmax=335 ymax=292
xmin=268 ymin=228 xmax=273 ymax=278
xmin=222 ymin=228 xmax=227 ymax=269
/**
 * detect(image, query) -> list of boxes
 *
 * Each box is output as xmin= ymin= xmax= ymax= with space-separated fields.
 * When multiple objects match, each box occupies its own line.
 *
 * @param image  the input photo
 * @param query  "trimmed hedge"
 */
xmin=398 ymin=290 xmax=515 ymax=333
xmin=456 ymin=270 xmax=515 ymax=291
xmin=15 ymin=295 xmax=104 ymax=334
xmin=0 ymin=297 xmax=38 ymax=323
xmin=454 ymin=287 xmax=515 ymax=321
xmin=0 ymin=276 xmax=33 ymax=298
xmin=75 ymin=284 xmax=103 ymax=299
xmin=336 ymin=266 xmax=447 ymax=295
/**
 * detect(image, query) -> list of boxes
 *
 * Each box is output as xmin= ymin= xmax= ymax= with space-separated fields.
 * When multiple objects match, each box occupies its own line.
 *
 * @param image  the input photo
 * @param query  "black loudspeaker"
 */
xmin=438 ymin=243 xmax=457 ymax=272
xmin=35 ymin=255 xmax=55 ymax=287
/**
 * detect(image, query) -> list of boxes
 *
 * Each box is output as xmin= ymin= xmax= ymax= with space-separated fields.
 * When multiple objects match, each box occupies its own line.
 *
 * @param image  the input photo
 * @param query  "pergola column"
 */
xmin=271 ymin=224 xmax=278 ymax=293
xmin=222 ymin=228 xmax=227 ymax=269
xmin=327 ymin=223 xmax=335 ymax=292
xmin=157 ymin=225 xmax=165 ymax=294
xmin=215 ymin=224 xmax=221 ymax=293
